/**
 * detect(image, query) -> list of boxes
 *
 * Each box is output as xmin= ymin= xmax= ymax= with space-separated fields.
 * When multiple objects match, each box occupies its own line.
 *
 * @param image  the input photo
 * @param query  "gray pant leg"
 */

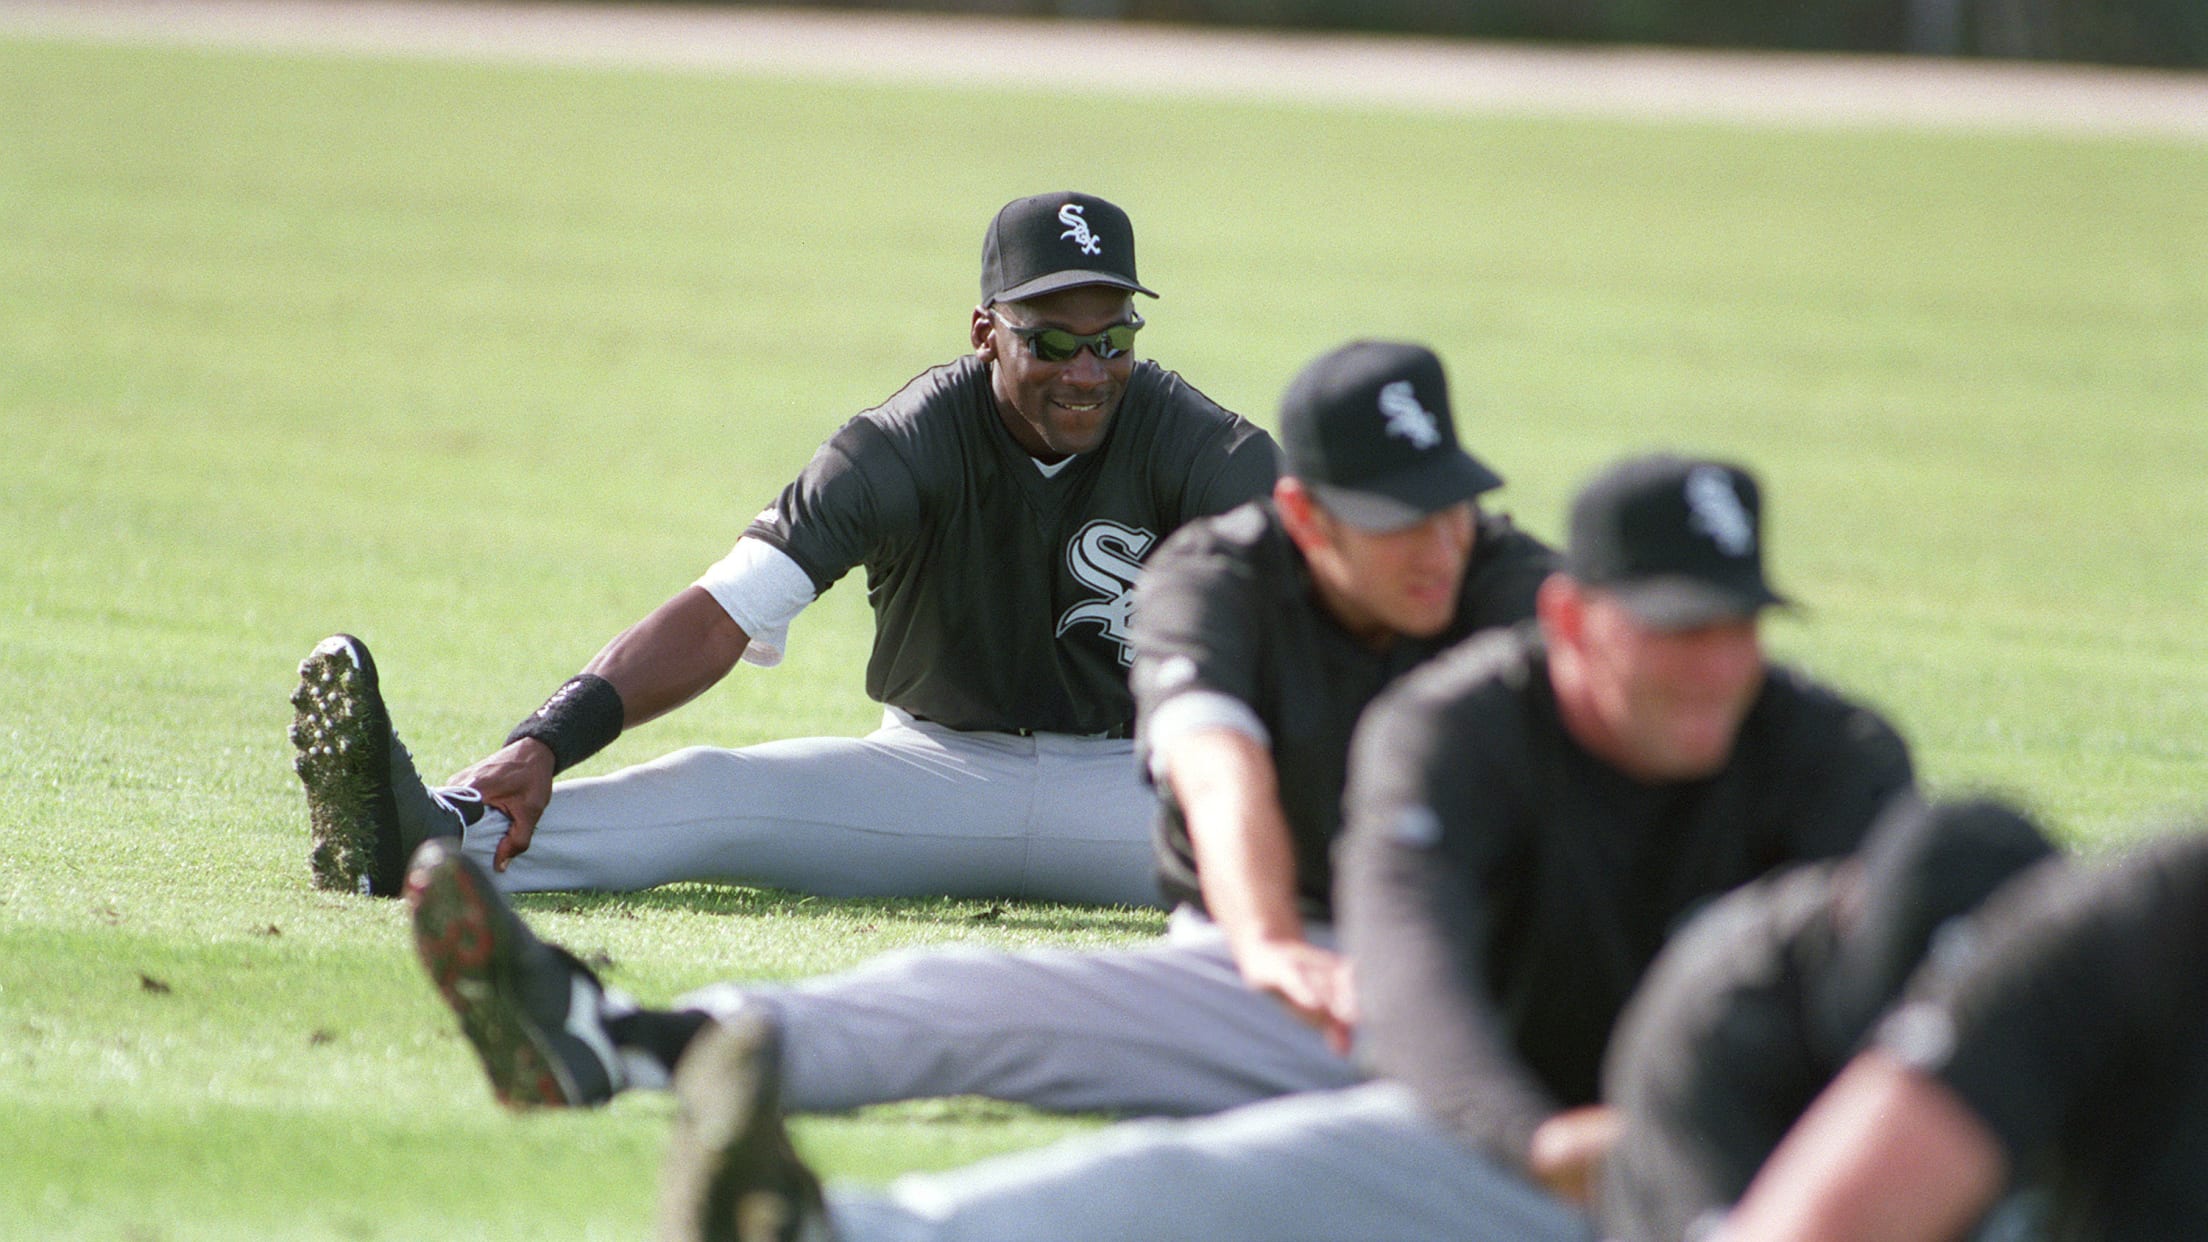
xmin=460 ymin=713 xmax=1159 ymax=906
xmin=829 ymin=1082 xmax=1598 ymax=1242
xmin=678 ymin=912 xmax=1363 ymax=1116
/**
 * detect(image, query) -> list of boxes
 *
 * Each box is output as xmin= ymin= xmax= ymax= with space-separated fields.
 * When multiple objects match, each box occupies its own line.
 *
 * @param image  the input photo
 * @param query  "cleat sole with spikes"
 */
xmin=658 ymin=1012 xmax=824 ymax=1242
xmin=405 ymin=839 xmax=614 ymax=1109
xmin=291 ymin=634 xmax=405 ymax=896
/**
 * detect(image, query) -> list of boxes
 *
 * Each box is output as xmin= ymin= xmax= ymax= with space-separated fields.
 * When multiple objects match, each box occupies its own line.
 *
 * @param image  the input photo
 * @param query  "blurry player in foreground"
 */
xmin=1719 ymin=823 xmax=2208 ymax=1242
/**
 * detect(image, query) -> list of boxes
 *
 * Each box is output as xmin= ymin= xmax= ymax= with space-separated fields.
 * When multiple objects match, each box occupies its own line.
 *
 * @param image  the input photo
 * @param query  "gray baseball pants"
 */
xmin=457 ymin=707 xmax=1162 ymax=908
xmin=678 ymin=907 xmax=1363 ymax=1116
xmin=826 ymin=1081 xmax=1597 ymax=1242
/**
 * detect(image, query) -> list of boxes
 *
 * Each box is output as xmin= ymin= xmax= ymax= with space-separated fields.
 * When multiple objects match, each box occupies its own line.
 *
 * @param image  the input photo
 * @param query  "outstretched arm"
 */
xmin=1716 ymin=1051 xmax=2005 ymax=1242
xmin=453 ymin=585 xmax=750 ymax=869
xmin=1168 ymin=727 xmax=1356 ymax=1054
xmin=585 ymin=585 xmax=753 ymax=724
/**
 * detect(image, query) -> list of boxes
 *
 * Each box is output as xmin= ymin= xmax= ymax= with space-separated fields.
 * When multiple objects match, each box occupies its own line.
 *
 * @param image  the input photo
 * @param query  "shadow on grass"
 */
xmin=509 ymin=883 xmax=1168 ymax=937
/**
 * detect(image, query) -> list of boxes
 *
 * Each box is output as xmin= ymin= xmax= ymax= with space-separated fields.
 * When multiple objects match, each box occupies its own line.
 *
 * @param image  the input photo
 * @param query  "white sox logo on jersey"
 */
xmin=1056 ymin=519 xmax=1155 ymax=665
xmin=1059 ymin=203 xmax=1103 ymax=256
xmin=1377 ymin=380 xmax=1442 ymax=450
xmin=1684 ymin=465 xmax=1755 ymax=556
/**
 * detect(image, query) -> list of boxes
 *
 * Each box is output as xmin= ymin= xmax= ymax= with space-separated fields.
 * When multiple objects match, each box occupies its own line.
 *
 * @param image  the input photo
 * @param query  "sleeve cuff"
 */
xmin=1143 ymin=690 xmax=1271 ymax=784
xmin=693 ymin=537 xmax=818 ymax=668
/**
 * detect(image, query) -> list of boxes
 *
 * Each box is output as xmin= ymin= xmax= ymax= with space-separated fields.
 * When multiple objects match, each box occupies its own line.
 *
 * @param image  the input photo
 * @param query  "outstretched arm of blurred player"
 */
xmin=1167 ymin=727 xmax=1357 ymax=1054
xmin=452 ymin=585 xmax=751 ymax=869
xmin=1715 ymin=1051 xmax=2006 ymax=1242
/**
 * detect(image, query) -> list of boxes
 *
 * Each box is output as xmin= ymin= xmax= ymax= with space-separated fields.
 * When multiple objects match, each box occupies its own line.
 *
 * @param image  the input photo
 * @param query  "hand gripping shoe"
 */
xmin=658 ymin=1011 xmax=830 ymax=1242
xmin=291 ymin=634 xmax=477 ymax=896
xmin=405 ymin=838 xmax=628 ymax=1108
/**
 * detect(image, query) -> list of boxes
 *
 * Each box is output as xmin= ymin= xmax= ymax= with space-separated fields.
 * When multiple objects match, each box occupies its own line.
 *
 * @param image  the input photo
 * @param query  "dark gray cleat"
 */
xmin=659 ymin=1011 xmax=829 ymax=1242
xmin=405 ymin=838 xmax=628 ymax=1109
xmin=290 ymin=634 xmax=472 ymax=897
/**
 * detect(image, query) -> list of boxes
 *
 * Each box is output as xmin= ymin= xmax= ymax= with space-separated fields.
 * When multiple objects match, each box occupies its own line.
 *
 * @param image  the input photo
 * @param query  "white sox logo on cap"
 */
xmin=1056 ymin=519 xmax=1154 ymax=665
xmin=1058 ymin=203 xmax=1103 ymax=256
xmin=1685 ymin=465 xmax=1755 ymax=556
xmin=1377 ymin=380 xmax=1442 ymax=450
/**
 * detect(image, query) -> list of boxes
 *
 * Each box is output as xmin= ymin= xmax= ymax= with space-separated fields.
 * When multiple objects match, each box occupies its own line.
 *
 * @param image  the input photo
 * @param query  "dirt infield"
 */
xmin=2 ymin=0 xmax=2204 ymax=139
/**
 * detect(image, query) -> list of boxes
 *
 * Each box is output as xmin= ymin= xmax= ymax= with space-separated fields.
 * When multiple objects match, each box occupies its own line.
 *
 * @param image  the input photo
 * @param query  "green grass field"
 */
xmin=3 ymin=29 xmax=2205 ymax=1240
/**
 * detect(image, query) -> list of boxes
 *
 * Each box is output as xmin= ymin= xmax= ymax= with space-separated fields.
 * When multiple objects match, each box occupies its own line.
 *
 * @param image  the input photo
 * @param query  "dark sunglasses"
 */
xmin=995 ymin=312 xmax=1144 ymax=363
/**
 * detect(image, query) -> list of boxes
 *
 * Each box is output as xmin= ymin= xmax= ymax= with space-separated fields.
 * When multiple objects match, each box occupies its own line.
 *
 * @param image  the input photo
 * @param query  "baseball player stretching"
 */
xmin=1721 ymin=823 xmax=2208 ymax=1242
xmin=289 ymin=191 xmax=1275 ymax=905
xmin=399 ymin=342 xmax=1554 ymax=1127
xmin=641 ymin=453 xmax=1919 ymax=1242
xmin=1596 ymin=795 xmax=2054 ymax=1242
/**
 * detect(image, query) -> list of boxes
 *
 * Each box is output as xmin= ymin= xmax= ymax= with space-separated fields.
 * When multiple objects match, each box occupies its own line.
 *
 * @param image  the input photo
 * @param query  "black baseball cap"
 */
xmin=1566 ymin=454 xmax=1789 ymax=628
xmin=980 ymin=192 xmax=1157 ymax=306
xmin=1809 ymin=795 xmax=2055 ymax=1062
xmin=1277 ymin=341 xmax=1504 ymax=532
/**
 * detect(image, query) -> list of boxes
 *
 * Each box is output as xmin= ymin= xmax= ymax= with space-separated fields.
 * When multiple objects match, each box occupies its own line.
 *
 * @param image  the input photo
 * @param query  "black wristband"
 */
xmin=506 ymin=674 xmax=625 ymax=775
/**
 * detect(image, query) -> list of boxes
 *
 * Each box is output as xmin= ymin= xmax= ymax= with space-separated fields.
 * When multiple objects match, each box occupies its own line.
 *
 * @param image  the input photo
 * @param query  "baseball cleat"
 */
xmin=658 ymin=1011 xmax=827 ymax=1242
xmin=290 ymin=634 xmax=472 ymax=897
xmin=405 ymin=838 xmax=628 ymax=1109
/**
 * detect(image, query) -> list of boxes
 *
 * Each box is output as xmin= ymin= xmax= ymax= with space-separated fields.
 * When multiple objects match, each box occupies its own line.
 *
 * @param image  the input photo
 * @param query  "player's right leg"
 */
xmin=289 ymin=634 xmax=483 ymax=897
xmin=808 ymin=1083 xmax=1594 ymax=1242
xmin=461 ymin=711 xmax=1153 ymax=903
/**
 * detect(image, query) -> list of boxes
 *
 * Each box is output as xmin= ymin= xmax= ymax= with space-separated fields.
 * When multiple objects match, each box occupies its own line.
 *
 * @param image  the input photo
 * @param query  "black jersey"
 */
xmin=1337 ymin=627 xmax=1915 ymax=1169
xmin=744 ymin=354 xmax=1278 ymax=735
xmin=1882 ymin=831 xmax=2208 ymax=1241
xmin=1597 ymin=864 xmax=1847 ymax=1242
xmin=1129 ymin=501 xmax=1556 ymax=921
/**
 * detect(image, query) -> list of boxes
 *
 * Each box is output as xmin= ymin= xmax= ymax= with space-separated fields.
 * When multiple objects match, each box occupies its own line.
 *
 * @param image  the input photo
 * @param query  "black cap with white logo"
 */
xmin=981 ymin=192 xmax=1157 ymax=306
xmin=1566 ymin=453 xmax=1790 ymax=628
xmin=1277 ymin=341 xmax=1504 ymax=532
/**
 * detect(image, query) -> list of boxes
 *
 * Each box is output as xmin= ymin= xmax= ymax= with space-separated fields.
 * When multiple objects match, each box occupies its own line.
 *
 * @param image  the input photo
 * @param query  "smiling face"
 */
xmin=1542 ymin=576 xmax=1767 ymax=782
xmin=971 ymin=284 xmax=1139 ymax=462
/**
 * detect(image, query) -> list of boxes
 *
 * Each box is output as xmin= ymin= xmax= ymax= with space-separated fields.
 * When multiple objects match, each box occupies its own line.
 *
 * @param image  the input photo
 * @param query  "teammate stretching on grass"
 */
xmin=403 ymin=340 xmax=1553 ymax=1119
xmin=289 ymin=191 xmax=1275 ymax=904
xmin=644 ymin=453 xmax=1920 ymax=1242
xmin=1719 ymin=824 xmax=2208 ymax=1242
xmin=1595 ymin=795 xmax=2054 ymax=1242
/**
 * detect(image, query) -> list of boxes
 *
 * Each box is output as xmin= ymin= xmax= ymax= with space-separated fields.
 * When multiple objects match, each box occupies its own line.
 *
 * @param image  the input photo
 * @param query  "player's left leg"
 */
xmin=1015 ymin=730 xmax=1159 ymax=907
xmin=404 ymin=838 xmax=638 ymax=1108
xmin=656 ymin=1011 xmax=825 ymax=1242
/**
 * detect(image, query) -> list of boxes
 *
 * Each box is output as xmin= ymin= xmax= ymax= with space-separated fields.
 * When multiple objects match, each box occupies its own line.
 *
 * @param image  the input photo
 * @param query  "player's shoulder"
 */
xmin=1368 ymin=624 xmax=1543 ymax=748
xmin=1457 ymin=511 xmax=1560 ymax=629
xmin=1988 ymin=827 xmax=2208 ymax=965
xmin=1154 ymin=497 xmax=1282 ymax=558
xmin=806 ymin=354 xmax=994 ymax=496
xmin=1118 ymin=361 xmax=1272 ymax=451
xmin=1141 ymin=500 xmax=1291 ymax=597
xmin=846 ymin=354 xmax=990 ymax=442
xmin=1411 ymin=622 xmax=1543 ymax=700
xmin=1124 ymin=359 xmax=1234 ymax=422
xmin=1746 ymin=663 xmax=1911 ymax=767
xmin=1683 ymin=862 xmax=1840 ymax=989
xmin=1472 ymin=510 xmax=1560 ymax=572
